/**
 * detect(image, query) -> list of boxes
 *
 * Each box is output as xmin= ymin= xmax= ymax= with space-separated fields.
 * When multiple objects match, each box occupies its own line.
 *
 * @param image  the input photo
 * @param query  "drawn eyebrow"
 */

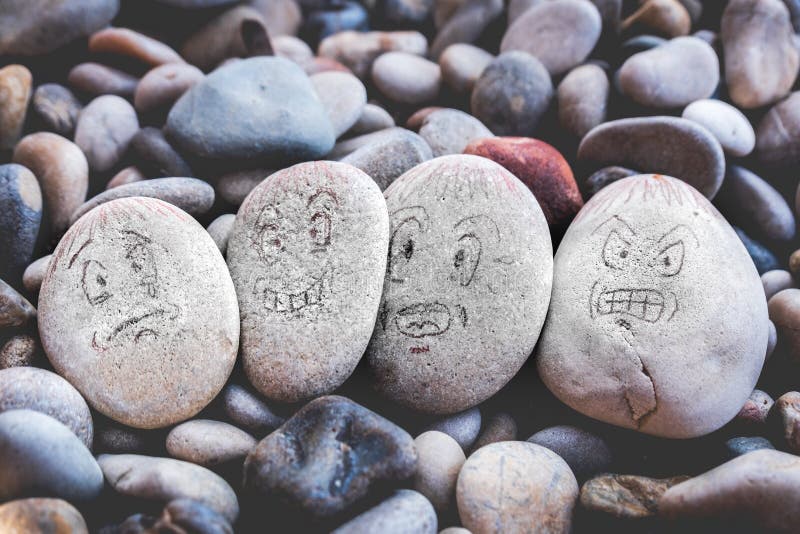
xmin=591 ymin=215 xmax=637 ymax=237
xmin=307 ymin=189 xmax=339 ymax=207
xmin=657 ymin=224 xmax=699 ymax=247
xmin=68 ymin=238 xmax=93 ymax=269
xmin=454 ymin=214 xmax=501 ymax=240
xmin=390 ymin=205 xmax=430 ymax=231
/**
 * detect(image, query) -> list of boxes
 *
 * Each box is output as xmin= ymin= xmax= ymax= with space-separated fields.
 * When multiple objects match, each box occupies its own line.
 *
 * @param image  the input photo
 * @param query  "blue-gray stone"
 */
xmin=0 ymin=164 xmax=41 ymax=287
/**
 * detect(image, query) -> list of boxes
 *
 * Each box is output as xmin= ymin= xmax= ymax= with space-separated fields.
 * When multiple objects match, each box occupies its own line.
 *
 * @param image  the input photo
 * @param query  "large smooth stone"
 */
xmin=98 ymin=454 xmax=239 ymax=522
xmin=756 ymin=91 xmax=800 ymax=167
xmin=243 ymin=396 xmax=417 ymax=517
xmin=0 ymin=498 xmax=88 ymax=534
xmin=456 ymin=441 xmax=578 ymax=534
xmin=577 ymin=116 xmax=726 ymax=199
xmin=537 ymin=175 xmax=768 ymax=438
xmin=372 ymin=52 xmax=442 ymax=105
xmin=0 ymin=410 xmax=103 ymax=502
xmin=0 ymin=164 xmax=41 ymax=285
xmin=682 ymin=99 xmax=755 ymax=157
xmin=659 ymin=449 xmax=800 ymax=532
xmin=500 ymin=0 xmax=601 ymax=76
xmin=227 ymin=162 xmax=389 ymax=403
xmin=0 ymin=0 xmax=119 ymax=56
xmin=332 ymin=490 xmax=437 ymax=534
xmin=619 ymin=36 xmax=719 ymax=109
xmin=0 ymin=367 xmax=93 ymax=448
xmin=366 ymin=155 xmax=553 ymax=414
xmin=166 ymin=57 xmax=335 ymax=163
xmin=721 ymin=0 xmax=799 ymax=109
xmin=39 ymin=197 xmax=239 ymax=429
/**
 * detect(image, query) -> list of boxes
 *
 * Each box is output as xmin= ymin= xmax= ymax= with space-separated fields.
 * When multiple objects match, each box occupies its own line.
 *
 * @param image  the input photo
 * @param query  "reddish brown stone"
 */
xmin=772 ymin=391 xmax=800 ymax=453
xmin=89 ymin=27 xmax=185 ymax=67
xmin=302 ymin=56 xmax=352 ymax=76
xmin=734 ymin=389 xmax=774 ymax=428
xmin=464 ymin=137 xmax=584 ymax=227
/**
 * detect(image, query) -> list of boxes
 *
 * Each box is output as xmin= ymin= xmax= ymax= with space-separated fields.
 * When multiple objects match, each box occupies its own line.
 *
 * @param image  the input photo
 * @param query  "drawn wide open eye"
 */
xmin=310 ymin=211 xmax=332 ymax=247
xmin=602 ymin=231 xmax=631 ymax=270
xmin=654 ymin=241 xmax=684 ymax=277
xmin=82 ymin=260 xmax=111 ymax=305
xmin=389 ymin=218 xmax=421 ymax=282
xmin=454 ymin=234 xmax=481 ymax=286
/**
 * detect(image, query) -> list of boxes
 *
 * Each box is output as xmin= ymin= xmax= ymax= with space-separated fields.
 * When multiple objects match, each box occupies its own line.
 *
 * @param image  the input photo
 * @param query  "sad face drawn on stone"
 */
xmin=67 ymin=229 xmax=181 ymax=352
xmin=380 ymin=204 xmax=514 ymax=344
xmin=249 ymin=188 xmax=339 ymax=316
xmin=589 ymin=216 xmax=699 ymax=330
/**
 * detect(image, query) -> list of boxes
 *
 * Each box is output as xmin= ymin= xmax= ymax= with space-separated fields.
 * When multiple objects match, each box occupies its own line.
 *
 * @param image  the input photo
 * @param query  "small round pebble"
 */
xmin=418 ymin=108 xmax=493 ymax=157
xmin=67 ymin=62 xmax=139 ymax=98
xmin=756 ymin=92 xmax=800 ymax=167
xmin=31 ymin=83 xmax=82 ymax=137
xmin=621 ymin=0 xmax=691 ymax=37
xmin=88 ymin=27 xmax=184 ymax=67
xmin=725 ymin=436 xmax=775 ymax=459
xmin=414 ymin=431 xmax=466 ymax=511
xmin=772 ymin=391 xmax=800 ymax=454
xmin=527 ymin=425 xmax=612 ymax=481
xmin=74 ymin=95 xmax=140 ymax=173
xmin=439 ymin=43 xmax=494 ymax=94
xmin=557 ymin=63 xmax=609 ymax=139
xmin=762 ymin=270 xmax=795 ymax=300
xmin=581 ymin=473 xmax=689 ymax=519
xmin=0 ymin=65 xmax=32 ymax=150
xmin=166 ymin=419 xmax=257 ymax=467
xmin=134 ymin=63 xmax=205 ymax=113
xmin=682 ymin=99 xmax=755 ymax=157
xmin=470 ymin=412 xmax=517 ymax=452
xmin=22 ymin=255 xmax=51 ymax=294
xmin=0 ymin=498 xmax=88 ymax=534
xmin=129 ymin=127 xmax=193 ymax=178
xmin=769 ymin=289 xmax=800 ymax=362
xmin=216 ymin=169 xmax=270 ymax=206
xmin=424 ymin=407 xmax=482 ymax=451
xmin=340 ymin=128 xmax=433 ymax=190
xmin=206 ymin=214 xmax=236 ymax=255
xmin=0 ymin=164 xmax=41 ymax=285
xmin=221 ymin=384 xmax=284 ymax=436
xmin=107 ymin=166 xmax=146 ymax=190
xmin=0 ymin=279 xmax=35 ymax=328
xmin=372 ymin=52 xmax=442 ymax=105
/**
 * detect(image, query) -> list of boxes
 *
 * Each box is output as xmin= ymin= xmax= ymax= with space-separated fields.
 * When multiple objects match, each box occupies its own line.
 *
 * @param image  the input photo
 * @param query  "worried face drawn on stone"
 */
xmin=67 ymin=229 xmax=180 ymax=352
xmin=249 ymin=188 xmax=338 ymax=316
xmin=381 ymin=205 xmax=514 ymax=342
xmin=588 ymin=215 xmax=699 ymax=330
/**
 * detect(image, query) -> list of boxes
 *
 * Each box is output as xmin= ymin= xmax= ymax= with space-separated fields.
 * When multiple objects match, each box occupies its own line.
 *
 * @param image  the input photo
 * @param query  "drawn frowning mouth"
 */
xmin=253 ymin=271 xmax=331 ymax=314
xmin=394 ymin=302 xmax=451 ymax=338
xmin=91 ymin=302 xmax=181 ymax=350
xmin=590 ymin=283 xmax=677 ymax=323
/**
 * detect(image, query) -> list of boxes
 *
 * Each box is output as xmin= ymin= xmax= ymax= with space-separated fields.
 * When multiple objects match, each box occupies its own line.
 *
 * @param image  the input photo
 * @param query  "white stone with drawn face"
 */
xmin=38 ymin=197 xmax=239 ymax=429
xmin=227 ymin=161 xmax=390 ymax=403
xmin=537 ymin=174 xmax=769 ymax=438
xmin=367 ymin=155 xmax=553 ymax=414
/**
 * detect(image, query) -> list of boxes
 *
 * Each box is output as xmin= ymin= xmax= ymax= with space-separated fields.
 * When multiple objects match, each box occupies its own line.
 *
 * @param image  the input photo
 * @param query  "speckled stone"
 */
xmin=537 ymin=175 xmax=769 ymax=438
xmin=423 ymin=407 xmax=482 ymax=450
xmin=0 ymin=410 xmax=103 ymax=502
xmin=244 ymin=396 xmax=417 ymax=517
xmin=340 ymin=128 xmax=433 ymax=190
xmin=581 ymin=473 xmax=689 ymax=519
xmin=367 ymin=155 xmax=553 ymax=414
xmin=311 ymin=71 xmax=367 ymax=137
xmin=332 ymin=490 xmax=437 ymax=534
xmin=166 ymin=419 xmax=257 ymax=467
xmin=39 ymin=197 xmax=239 ymax=429
xmin=527 ymin=425 xmax=611 ymax=481
xmin=414 ymin=431 xmax=465 ymax=511
xmin=88 ymin=27 xmax=184 ymax=67
xmin=0 ymin=367 xmax=93 ymax=448
xmin=0 ymin=65 xmax=32 ymax=150
xmin=0 ymin=164 xmax=41 ymax=286
xmin=756 ymin=92 xmax=800 ymax=168
xmin=682 ymin=99 xmax=755 ymax=157
xmin=98 ymin=454 xmax=239 ymax=522
xmin=725 ymin=436 xmax=774 ymax=459
xmin=419 ymin=109 xmax=492 ymax=157
xmin=31 ymin=84 xmax=82 ymax=137
xmin=457 ymin=441 xmax=578 ymax=534
xmin=0 ymin=334 xmax=38 ymax=369
xmin=74 ymin=95 xmax=140 ymax=174
xmin=557 ymin=63 xmax=609 ymax=139
xmin=206 ymin=214 xmax=236 ymax=255
xmin=0 ymin=499 xmax=88 ymax=534
xmin=134 ymin=63 xmax=204 ymax=113
xmin=221 ymin=384 xmax=284 ymax=436
xmin=439 ymin=43 xmax=493 ymax=94
xmin=0 ymin=279 xmax=35 ymax=328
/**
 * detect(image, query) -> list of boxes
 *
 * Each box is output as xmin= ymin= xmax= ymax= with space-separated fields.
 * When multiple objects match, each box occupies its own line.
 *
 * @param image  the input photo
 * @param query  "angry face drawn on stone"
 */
xmin=249 ymin=188 xmax=339 ymax=316
xmin=589 ymin=216 xmax=700 ymax=327
xmin=67 ymin=228 xmax=180 ymax=351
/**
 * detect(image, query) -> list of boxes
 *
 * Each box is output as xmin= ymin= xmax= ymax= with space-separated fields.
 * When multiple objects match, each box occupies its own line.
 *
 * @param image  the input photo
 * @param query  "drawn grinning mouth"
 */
xmin=394 ymin=302 xmax=451 ymax=338
xmin=253 ymin=271 xmax=331 ymax=314
xmin=591 ymin=283 xmax=677 ymax=323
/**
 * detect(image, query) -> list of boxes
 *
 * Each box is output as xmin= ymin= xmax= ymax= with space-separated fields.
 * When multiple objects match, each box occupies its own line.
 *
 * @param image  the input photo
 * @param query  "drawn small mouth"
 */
xmin=394 ymin=302 xmax=451 ymax=338
xmin=253 ymin=272 xmax=331 ymax=314
xmin=592 ymin=284 xmax=676 ymax=323
xmin=92 ymin=302 xmax=180 ymax=350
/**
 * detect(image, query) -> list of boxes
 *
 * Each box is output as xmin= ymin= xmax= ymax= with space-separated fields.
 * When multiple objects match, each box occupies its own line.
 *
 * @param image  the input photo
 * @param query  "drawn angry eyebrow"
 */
xmin=390 ymin=205 xmax=430 ymax=231
xmin=657 ymin=224 xmax=699 ymax=247
xmin=68 ymin=238 xmax=93 ymax=269
xmin=307 ymin=189 xmax=339 ymax=207
xmin=591 ymin=215 xmax=637 ymax=237
xmin=454 ymin=214 xmax=501 ymax=240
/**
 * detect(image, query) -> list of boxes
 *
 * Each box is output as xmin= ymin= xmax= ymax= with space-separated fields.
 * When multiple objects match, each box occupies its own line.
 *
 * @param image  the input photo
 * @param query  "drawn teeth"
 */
xmin=255 ymin=273 xmax=329 ymax=314
xmin=598 ymin=288 xmax=665 ymax=322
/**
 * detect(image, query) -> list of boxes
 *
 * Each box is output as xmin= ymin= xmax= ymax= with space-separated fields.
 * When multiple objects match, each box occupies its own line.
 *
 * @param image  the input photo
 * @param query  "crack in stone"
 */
xmin=623 ymin=353 xmax=658 ymax=428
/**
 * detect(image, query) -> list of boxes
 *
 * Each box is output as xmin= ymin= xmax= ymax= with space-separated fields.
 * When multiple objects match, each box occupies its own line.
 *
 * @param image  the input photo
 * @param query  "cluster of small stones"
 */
xmin=1 ymin=0 xmax=800 ymax=533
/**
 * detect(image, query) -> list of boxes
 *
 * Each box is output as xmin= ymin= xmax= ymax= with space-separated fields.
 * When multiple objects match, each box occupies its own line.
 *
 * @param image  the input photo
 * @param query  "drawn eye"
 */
xmin=389 ymin=218 xmax=421 ymax=282
xmin=82 ymin=260 xmax=111 ymax=305
xmin=602 ymin=231 xmax=631 ymax=270
xmin=453 ymin=234 xmax=481 ymax=286
xmin=310 ymin=211 xmax=332 ymax=247
xmin=654 ymin=241 xmax=684 ymax=277
xmin=126 ymin=244 xmax=154 ymax=274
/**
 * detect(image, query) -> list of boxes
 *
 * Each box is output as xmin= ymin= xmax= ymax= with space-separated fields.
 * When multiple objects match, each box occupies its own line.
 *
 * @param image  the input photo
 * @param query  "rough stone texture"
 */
xmin=134 ymin=63 xmax=204 ymax=113
xmin=70 ymin=178 xmax=214 ymax=225
xmin=658 ymin=449 xmax=800 ymax=532
xmin=98 ymin=454 xmax=239 ymax=522
xmin=39 ymin=197 xmax=239 ymax=429
xmin=0 ymin=0 xmax=120 ymax=56
xmin=0 ymin=164 xmax=41 ymax=286
xmin=88 ymin=27 xmax=184 ymax=67
xmin=166 ymin=419 xmax=257 ymax=467
xmin=0 ymin=335 xmax=38 ymax=369
xmin=577 ymin=117 xmax=726 ymax=199
xmin=31 ymin=84 xmax=82 ymax=137
xmin=557 ymin=64 xmax=609 ymax=139
xmin=372 ymin=52 xmax=442 ymax=105
xmin=501 ymin=0 xmax=602 ymax=76
xmin=439 ymin=43 xmax=493 ymax=94
xmin=726 ymin=436 xmax=775 ymax=458
xmin=244 ymin=396 xmax=417 ymax=517
xmin=537 ymin=175 xmax=769 ymax=438
xmin=682 ymin=99 xmax=755 ymax=157
xmin=12 ymin=132 xmax=88 ymax=236
xmin=423 ymin=407 xmax=481 ymax=450
xmin=166 ymin=57 xmax=335 ymax=163
xmin=318 ymin=30 xmax=428 ymax=79
xmin=0 ymin=65 xmax=32 ymax=150
xmin=763 ymin=270 xmax=795 ymax=301
xmin=0 ymin=279 xmax=36 ymax=328
xmin=581 ymin=474 xmax=689 ymax=519
xmin=419 ymin=109 xmax=492 ymax=157
xmin=74 ymin=95 xmax=140 ymax=174
xmin=457 ymin=441 xmax=578 ymax=534
xmin=228 ymin=162 xmax=389 ymax=403
xmin=772 ymin=391 xmax=800 ymax=453
xmin=756 ymin=92 xmax=800 ymax=168
xmin=332 ymin=490 xmax=437 ymax=534
xmin=463 ymin=137 xmax=583 ymax=229
xmin=221 ymin=384 xmax=285 ymax=436
xmin=768 ymin=289 xmax=800 ymax=362
xmin=619 ymin=37 xmax=719 ymax=109
xmin=0 ymin=410 xmax=103 ymax=502
xmin=367 ymin=155 xmax=553 ymax=414
xmin=722 ymin=0 xmax=799 ymax=109
xmin=340 ymin=128 xmax=433 ymax=191
xmin=471 ymin=52 xmax=553 ymax=136
xmin=312 ymin=71 xmax=367 ymax=138
xmin=68 ymin=63 xmax=139 ymax=98
xmin=735 ymin=389 xmax=774 ymax=428
xmin=621 ymin=0 xmax=690 ymax=37
xmin=470 ymin=412 xmax=516 ymax=452
xmin=527 ymin=425 xmax=612 ymax=481
xmin=414 ymin=431 xmax=465 ymax=511
xmin=0 ymin=498 xmax=88 ymax=534
xmin=129 ymin=127 xmax=193 ymax=178
xmin=0 ymin=367 xmax=93 ymax=448
xmin=207 ymin=214 xmax=236 ymax=255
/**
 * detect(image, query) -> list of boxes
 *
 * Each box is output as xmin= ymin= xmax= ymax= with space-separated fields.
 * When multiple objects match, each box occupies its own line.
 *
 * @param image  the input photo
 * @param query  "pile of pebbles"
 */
xmin=1 ymin=0 xmax=800 ymax=532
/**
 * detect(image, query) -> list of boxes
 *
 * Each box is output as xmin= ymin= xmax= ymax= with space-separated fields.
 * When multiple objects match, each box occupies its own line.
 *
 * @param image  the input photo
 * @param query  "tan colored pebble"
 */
xmin=134 ymin=63 xmax=204 ymax=113
xmin=581 ymin=473 xmax=689 ymax=519
xmin=0 ymin=65 xmax=32 ymax=150
xmin=621 ymin=0 xmax=691 ymax=37
xmin=106 ymin=166 xmax=146 ymax=189
xmin=166 ymin=419 xmax=257 ymax=467
xmin=0 ymin=498 xmax=88 ymax=534
xmin=773 ymin=391 xmax=800 ymax=454
xmin=89 ymin=27 xmax=184 ymax=66
xmin=414 ymin=431 xmax=466 ymax=511
xmin=22 ymin=254 xmax=51 ymax=294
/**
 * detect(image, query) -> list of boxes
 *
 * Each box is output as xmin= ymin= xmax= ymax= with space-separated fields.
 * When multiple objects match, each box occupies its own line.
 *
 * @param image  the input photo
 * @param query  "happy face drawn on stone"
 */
xmin=67 ymin=227 xmax=181 ymax=352
xmin=249 ymin=187 xmax=339 ymax=316
xmin=589 ymin=216 xmax=700 ymax=328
